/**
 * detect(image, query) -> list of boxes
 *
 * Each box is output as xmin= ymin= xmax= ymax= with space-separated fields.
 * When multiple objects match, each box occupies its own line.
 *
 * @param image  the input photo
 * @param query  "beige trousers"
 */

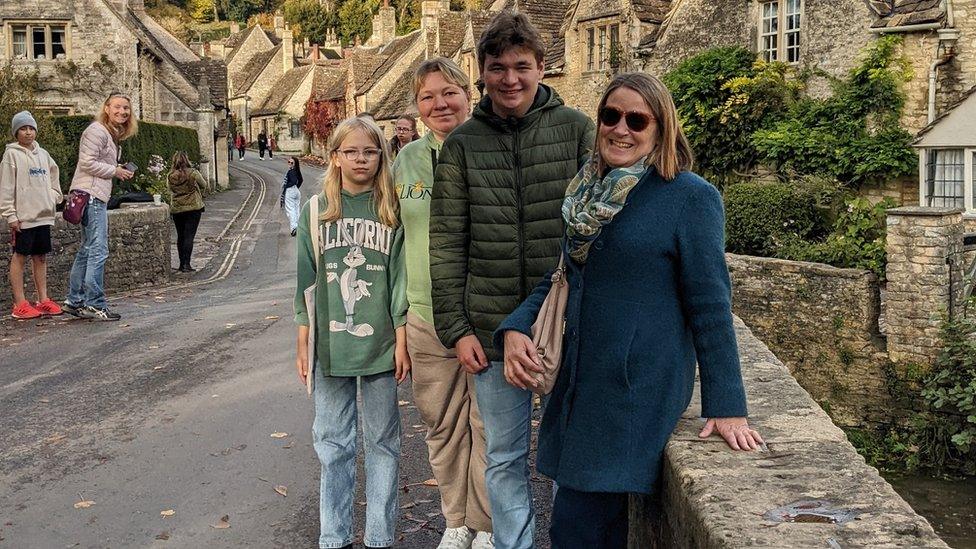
xmin=407 ymin=312 xmax=492 ymax=532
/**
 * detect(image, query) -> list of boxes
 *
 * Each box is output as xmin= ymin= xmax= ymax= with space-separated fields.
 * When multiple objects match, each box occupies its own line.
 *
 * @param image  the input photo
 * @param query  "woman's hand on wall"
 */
xmin=699 ymin=417 xmax=764 ymax=451
xmin=455 ymin=334 xmax=489 ymax=374
xmin=502 ymin=330 xmax=544 ymax=390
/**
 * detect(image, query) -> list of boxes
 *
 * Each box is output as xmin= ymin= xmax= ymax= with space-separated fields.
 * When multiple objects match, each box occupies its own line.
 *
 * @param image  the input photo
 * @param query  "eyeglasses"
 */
xmin=334 ymin=148 xmax=381 ymax=161
xmin=598 ymin=106 xmax=654 ymax=132
xmin=395 ymin=127 xmax=413 ymax=133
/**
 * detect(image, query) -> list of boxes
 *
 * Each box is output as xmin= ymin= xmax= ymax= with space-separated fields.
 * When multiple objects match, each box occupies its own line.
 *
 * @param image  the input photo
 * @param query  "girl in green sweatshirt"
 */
xmin=294 ymin=117 xmax=408 ymax=549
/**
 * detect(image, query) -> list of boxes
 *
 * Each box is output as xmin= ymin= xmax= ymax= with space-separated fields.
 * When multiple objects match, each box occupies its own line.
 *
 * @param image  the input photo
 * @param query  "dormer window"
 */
xmin=585 ymin=22 xmax=620 ymax=71
xmin=6 ymin=22 xmax=69 ymax=60
xmin=760 ymin=0 xmax=801 ymax=63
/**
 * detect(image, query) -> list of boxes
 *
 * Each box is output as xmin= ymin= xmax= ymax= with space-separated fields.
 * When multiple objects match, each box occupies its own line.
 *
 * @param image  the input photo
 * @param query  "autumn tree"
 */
xmin=283 ymin=0 xmax=334 ymax=45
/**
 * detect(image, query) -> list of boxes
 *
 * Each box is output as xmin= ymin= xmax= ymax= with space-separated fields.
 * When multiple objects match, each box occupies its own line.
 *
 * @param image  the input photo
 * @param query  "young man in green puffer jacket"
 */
xmin=429 ymin=11 xmax=595 ymax=549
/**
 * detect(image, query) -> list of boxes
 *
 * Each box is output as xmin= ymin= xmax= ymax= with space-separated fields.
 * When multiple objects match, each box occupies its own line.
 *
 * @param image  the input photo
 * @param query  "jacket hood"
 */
xmin=5 ymin=141 xmax=39 ymax=156
xmin=473 ymin=84 xmax=564 ymax=130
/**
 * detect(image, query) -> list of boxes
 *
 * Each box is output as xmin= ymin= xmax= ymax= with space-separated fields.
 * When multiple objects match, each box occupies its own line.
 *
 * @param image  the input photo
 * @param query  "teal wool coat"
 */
xmin=495 ymin=169 xmax=749 ymax=494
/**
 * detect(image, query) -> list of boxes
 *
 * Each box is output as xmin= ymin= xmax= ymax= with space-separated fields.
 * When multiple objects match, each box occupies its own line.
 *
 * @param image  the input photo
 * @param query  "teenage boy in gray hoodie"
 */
xmin=0 ymin=111 xmax=64 ymax=319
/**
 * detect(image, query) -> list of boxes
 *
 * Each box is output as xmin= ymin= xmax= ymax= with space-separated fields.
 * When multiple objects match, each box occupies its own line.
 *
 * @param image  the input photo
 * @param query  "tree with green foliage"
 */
xmin=663 ymin=47 xmax=799 ymax=186
xmin=338 ymin=0 xmax=379 ymax=45
xmin=188 ymin=0 xmax=216 ymax=22
xmin=219 ymin=0 xmax=277 ymax=22
xmin=283 ymin=0 xmax=335 ymax=45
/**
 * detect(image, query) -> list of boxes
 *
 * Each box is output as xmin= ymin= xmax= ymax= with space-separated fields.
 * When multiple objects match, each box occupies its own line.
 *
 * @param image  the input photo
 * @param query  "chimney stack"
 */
xmin=366 ymin=0 xmax=397 ymax=47
xmin=283 ymin=25 xmax=295 ymax=73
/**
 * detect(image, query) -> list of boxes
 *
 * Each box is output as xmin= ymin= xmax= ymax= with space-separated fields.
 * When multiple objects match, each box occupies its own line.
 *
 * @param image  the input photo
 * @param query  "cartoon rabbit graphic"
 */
xmin=327 ymin=242 xmax=374 ymax=337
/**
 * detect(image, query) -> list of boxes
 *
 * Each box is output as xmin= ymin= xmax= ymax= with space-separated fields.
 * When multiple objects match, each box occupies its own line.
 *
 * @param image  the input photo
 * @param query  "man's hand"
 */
xmin=455 ymin=334 xmax=488 ymax=374
xmin=8 ymin=220 xmax=21 ymax=232
xmin=502 ymin=330 xmax=544 ymax=390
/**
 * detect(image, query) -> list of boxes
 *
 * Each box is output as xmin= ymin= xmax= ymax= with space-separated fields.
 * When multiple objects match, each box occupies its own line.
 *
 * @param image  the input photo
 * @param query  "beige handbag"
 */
xmin=530 ymin=253 xmax=569 ymax=395
xmin=303 ymin=196 xmax=320 ymax=396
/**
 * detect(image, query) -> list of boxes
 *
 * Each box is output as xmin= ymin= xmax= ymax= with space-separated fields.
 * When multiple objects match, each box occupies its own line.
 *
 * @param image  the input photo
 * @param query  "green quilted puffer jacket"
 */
xmin=429 ymin=85 xmax=595 ymax=360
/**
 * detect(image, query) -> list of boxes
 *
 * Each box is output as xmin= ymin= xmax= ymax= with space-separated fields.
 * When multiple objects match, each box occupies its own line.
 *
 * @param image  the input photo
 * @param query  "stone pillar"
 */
xmin=885 ymin=206 xmax=965 ymax=368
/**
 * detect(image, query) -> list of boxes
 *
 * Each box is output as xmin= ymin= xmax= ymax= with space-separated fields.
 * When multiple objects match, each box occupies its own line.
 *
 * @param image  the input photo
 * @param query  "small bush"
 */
xmin=723 ymin=182 xmax=825 ymax=257
xmin=51 ymin=115 xmax=200 ymax=194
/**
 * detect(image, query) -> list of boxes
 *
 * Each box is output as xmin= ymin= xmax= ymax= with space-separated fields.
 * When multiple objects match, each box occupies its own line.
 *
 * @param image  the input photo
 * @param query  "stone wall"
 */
xmin=860 ymin=177 xmax=920 ymax=207
xmin=726 ymin=253 xmax=893 ymax=427
xmin=628 ymin=318 xmax=948 ymax=548
xmin=0 ymin=205 xmax=171 ymax=311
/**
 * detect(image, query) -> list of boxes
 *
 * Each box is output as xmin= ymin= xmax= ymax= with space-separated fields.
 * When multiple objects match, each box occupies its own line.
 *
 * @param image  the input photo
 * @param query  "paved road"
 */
xmin=0 ymin=156 xmax=553 ymax=548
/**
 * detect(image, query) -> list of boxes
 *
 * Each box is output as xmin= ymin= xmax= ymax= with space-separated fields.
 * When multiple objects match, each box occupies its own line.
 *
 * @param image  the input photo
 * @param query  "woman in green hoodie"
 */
xmin=166 ymin=151 xmax=206 ymax=273
xmin=392 ymin=58 xmax=495 ymax=549
xmin=294 ymin=116 xmax=409 ymax=549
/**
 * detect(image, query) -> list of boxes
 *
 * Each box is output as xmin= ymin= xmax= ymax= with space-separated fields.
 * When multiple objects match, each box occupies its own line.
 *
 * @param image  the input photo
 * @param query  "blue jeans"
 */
xmin=67 ymin=198 xmax=108 ymax=309
xmin=312 ymin=368 xmax=400 ymax=548
xmin=474 ymin=361 xmax=535 ymax=549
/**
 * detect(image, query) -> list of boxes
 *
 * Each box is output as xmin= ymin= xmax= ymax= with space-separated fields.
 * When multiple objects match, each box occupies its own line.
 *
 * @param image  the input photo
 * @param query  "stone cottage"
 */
xmin=0 ymin=0 xmax=229 ymax=188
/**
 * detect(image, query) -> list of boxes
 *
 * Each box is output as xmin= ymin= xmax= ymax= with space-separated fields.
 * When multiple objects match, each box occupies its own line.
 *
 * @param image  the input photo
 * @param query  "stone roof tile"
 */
xmin=438 ymin=12 xmax=467 ymax=57
xmin=373 ymin=56 xmax=423 ymax=120
xmin=871 ymin=0 xmax=945 ymax=28
xmin=630 ymin=0 xmax=672 ymax=23
xmin=234 ymin=45 xmax=279 ymax=96
xmin=252 ymin=65 xmax=314 ymax=116
xmin=359 ymin=32 xmax=422 ymax=93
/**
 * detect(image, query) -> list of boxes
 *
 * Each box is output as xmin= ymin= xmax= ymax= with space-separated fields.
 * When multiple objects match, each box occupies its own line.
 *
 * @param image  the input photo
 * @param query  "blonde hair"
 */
xmin=412 ymin=57 xmax=471 ymax=102
xmin=320 ymin=117 xmax=399 ymax=228
xmin=97 ymin=93 xmax=138 ymax=143
xmin=595 ymin=73 xmax=693 ymax=181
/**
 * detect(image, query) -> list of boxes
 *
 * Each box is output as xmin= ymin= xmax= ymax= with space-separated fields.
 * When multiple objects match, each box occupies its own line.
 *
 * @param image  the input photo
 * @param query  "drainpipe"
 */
xmin=928 ymin=44 xmax=953 ymax=123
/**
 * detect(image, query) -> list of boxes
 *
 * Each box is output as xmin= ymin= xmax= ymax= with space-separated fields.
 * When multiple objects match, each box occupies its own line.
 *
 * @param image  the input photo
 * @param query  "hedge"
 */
xmin=723 ymin=182 xmax=826 ymax=257
xmin=49 ymin=115 xmax=201 ymax=193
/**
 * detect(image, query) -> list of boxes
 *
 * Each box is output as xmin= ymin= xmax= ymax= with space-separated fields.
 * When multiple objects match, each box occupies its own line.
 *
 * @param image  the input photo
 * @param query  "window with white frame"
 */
xmin=760 ymin=0 xmax=801 ymax=63
xmin=584 ymin=23 xmax=621 ymax=72
xmin=7 ymin=22 xmax=69 ymax=60
xmin=290 ymin=120 xmax=301 ymax=139
xmin=925 ymin=149 xmax=965 ymax=208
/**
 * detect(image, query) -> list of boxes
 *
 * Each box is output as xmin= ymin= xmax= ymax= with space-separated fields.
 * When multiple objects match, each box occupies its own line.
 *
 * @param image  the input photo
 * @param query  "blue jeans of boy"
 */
xmin=474 ymin=361 xmax=535 ymax=549
xmin=67 ymin=198 xmax=108 ymax=309
xmin=312 ymin=368 xmax=400 ymax=548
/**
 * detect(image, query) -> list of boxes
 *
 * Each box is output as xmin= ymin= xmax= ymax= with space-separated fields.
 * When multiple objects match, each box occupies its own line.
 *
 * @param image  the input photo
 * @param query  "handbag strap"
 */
xmin=310 ymin=195 xmax=320 ymax=270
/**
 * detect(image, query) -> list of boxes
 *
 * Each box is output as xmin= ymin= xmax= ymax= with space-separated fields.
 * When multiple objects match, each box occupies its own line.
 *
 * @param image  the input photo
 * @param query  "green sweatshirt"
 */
xmin=392 ymin=132 xmax=440 ymax=325
xmin=294 ymin=191 xmax=407 ymax=377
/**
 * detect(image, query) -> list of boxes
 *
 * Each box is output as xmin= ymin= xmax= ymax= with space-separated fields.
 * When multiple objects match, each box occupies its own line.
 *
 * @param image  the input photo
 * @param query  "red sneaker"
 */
xmin=34 ymin=299 xmax=63 ymax=315
xmin=11 ymin=301 xmax=42 ymax=319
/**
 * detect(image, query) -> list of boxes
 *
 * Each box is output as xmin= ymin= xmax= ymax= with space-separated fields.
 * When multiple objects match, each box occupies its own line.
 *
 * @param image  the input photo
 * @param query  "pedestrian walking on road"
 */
xmin=257 ymin=132 xmax=268 ymax=160
xmin=428 ymin=12 xmax=594 ymax=549
xmin=235 ymin=133 xmax=246 ymax=159
xmin=280 ymin=155 xmax=303 ymax=236
xmin=268 ymin=135 xmax=275 ymax=159
xmin=388 ymin=114 xmax=418 ymax=159
xmin=167 ymin=151 xmax=206 ymax=273
xmin=498 ymin=73 xmax=765 ymax=549
xmin=294 ymin=116 xmax=409 ymax=549
xmin=392 ymin=58 xmax=494 ymax=549
xmin=65 ymin=92 xmax=137 ymax=322
xmin=227 ymin=133 xmax=234 ymax=162
xmin=1 ymin=111 xmax=65 ymax=319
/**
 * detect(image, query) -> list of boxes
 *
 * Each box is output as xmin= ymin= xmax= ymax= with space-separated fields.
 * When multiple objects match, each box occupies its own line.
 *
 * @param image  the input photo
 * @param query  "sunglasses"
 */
xmin=598 ymin=106 xmax=654 ymax=132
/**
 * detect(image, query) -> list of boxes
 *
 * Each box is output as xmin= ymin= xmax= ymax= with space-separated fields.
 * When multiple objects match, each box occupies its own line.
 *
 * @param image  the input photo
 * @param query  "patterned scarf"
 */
xmin=561 ymin=155 xmax=649 ymax=263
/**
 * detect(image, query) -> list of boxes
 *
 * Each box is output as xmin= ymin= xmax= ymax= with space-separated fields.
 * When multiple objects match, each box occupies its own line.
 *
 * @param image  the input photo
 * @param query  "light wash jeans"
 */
xmin=67 ymin=197 xmax=109 ymax=309
xmin=312 ymin=367 xmax=401 ymax=548
xmin=284 ymin=186 xmax=301 ymax=231
xmin=474 ymin=361 xmax=535 ymax=549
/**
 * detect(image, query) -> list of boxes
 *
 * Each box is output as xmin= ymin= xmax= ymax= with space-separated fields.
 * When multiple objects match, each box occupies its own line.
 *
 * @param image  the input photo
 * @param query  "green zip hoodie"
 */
xmin=392 ymin=131 xmax=441 ymax=325
xmin=294 ymin=191 xmax=407 ymax=377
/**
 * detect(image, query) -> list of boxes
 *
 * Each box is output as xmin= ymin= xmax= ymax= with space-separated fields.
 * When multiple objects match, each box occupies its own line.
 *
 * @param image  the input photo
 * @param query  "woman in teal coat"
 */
xmin=495 ymin=73 xmax=764 ymax=548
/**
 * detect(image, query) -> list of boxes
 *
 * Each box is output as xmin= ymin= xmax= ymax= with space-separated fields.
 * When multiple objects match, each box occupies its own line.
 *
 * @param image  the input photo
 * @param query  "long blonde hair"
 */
xmin=97 ymin=92 xmax=138 ymax=143
xmin=320 ymin=117 xmax=399 ymax=228
xmin=594 ymin=73 xmax=693 ymax=180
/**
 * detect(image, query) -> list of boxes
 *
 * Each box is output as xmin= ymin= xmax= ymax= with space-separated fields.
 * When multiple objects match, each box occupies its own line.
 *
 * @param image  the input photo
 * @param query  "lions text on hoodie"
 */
xmin=0 ymin=141 xmax=62 ymax=229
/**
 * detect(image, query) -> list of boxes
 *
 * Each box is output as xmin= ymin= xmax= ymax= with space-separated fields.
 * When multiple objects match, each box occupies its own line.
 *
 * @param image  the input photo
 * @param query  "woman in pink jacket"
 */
xmin=63 ymin=93 xmax=137 ymax=322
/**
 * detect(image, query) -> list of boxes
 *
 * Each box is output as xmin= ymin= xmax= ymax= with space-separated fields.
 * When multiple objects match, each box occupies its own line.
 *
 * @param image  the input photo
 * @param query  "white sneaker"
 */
xmin=437 ymin=526 xmax=475 ymax=549
xmin=471 ymin=531 xmax=494 ymax=549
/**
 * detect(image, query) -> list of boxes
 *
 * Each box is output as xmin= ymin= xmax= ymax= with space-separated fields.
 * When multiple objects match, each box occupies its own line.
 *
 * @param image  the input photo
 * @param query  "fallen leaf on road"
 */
xmin=210 ymin=515 xmax=230 ymax=529
xmin=414 ymin=499 xmax=433 ymax=504
xmin=357 ymin=501 xmax=366 ymax=506
xmin=74 ymin=500 xmax=95 ymax=509
xmin=398 ymin=400 xmax=409 ymax=406
xmin=423 ymin=478 xmax=438 ymax=487
xmin=153 ymin=366 xmax=165 ymax=371
xmin=531 ymin=419 xmax=540 ymax=427
xmin=258 ymin=477 xmax=269 ymax=483
xmin=148 ymin=345 xmax=160 ymax=350
xmin=411 ymin=424 xmax=423 ymax=428
xmin=274 ymin=485 xmax=287 ymax=497
xmin=122 ymin=324 xmax=131 ymax=327
xmin=282 ymin=441 xmax=294 ymax=449
xmin=426 ymin=511 xmax=441 ymax=518
xmin=265 ymin=315 xmax=280 ymax=320
xmin=160 ymin=509 xmax=175 ymax=517
xmin=225 ymin=323 xmax=236 ymax=328
xmin=405 ymin=434 xmax=414 ymax=438
xmin=155 ymin=532 xmax=170 ymax=540
xmin=211 ymin=394 xmax=219 ymax=398
xmin=43 ymin=433 xmax=66 ymax=445
xmin=401 ymin=502 xmax=416 ymax=509
xmin=38 ymin=398 xmax=50 ymax=403
xmin=270 ymin=432 xmax=288 ymax=439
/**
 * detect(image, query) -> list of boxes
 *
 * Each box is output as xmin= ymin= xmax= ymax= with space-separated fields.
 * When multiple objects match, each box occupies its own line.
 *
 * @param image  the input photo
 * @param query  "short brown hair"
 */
xmin=477 ymin=11 xmax=545 ymax=71
xmin=595 ymin=73 xmax=694 ymax=181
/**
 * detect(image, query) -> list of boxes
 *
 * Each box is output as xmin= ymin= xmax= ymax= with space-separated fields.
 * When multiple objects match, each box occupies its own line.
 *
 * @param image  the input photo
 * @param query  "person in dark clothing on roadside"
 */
xmin=167 ymin=151 xmax=206 ymax=273
xmin=257 ymin=132 xmax=268 ymax=160
xmin=280 ymin=156 xmax=303 ymax=236
xmin=428 ymin=11 xmax=594 ymax=549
